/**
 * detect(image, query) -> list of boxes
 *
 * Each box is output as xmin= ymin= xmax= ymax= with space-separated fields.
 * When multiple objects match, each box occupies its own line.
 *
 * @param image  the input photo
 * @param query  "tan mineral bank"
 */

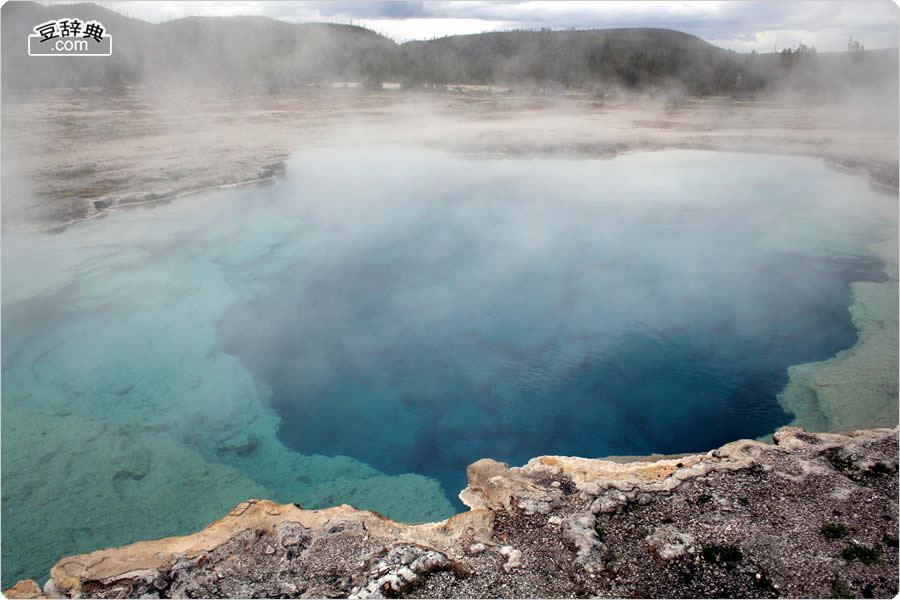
xmin=5 ymin=427 xmax=898 ymax=598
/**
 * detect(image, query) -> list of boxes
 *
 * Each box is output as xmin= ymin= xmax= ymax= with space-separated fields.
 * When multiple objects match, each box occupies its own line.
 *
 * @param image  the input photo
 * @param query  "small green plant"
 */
xmin=696 ymin=493 xmax=712 ymax=504
xmin=831 ymin=578 xmax=854 ymax=599
xmin=751 ymin=571 xmax=778 ymax=598
xmin=880 ymin=532 xmax=898 ymax=547
xmin=826 ymin=450 xmax=855 ymax=472
xmin=702 ymin=544 xmax=742 ymax=564
xmin=842 ymin=543 xmax=880 ymax=565
xmin=593 ymin=525 xmax=605 ymax=540
xmin=737 ymin=497 xmax=750 ymax=506
xmin=864 ymin=462 xmax=893 ymax=478
xmin=821 ymin=523 xmax=848 ymax=540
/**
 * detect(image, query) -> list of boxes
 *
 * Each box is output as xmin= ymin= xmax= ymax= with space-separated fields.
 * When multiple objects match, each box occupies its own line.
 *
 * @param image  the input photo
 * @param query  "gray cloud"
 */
xmin=93 ymin=1 xmax=898 ymax=51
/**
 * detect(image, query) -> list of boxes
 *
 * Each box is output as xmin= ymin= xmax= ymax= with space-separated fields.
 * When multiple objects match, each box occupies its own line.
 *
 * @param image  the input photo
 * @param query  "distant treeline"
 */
xmin=2 ymin=1 xmax=896 ymax=98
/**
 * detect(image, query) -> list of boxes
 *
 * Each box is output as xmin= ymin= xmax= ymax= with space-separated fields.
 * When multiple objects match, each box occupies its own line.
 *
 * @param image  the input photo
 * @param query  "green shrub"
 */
xmin=831 ymin=579 xmax=854 ymax=599
xmin=864 ymin=462 xmax=893 ymax=477
xmin=842 ymin=543 xmax=880 ymax=565
xmin=702 ymin=544 xmax=742 ymax=563
xmin=751 ymin=571 xmax=778 ymax=598
xmin=821 ymin=523 xmax=848 ymax=540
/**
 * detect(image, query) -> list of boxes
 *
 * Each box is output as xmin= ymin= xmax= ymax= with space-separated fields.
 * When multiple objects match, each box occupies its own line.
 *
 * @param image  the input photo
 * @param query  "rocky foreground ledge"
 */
xmin=7 ymin=427 xmax=898 ymax=599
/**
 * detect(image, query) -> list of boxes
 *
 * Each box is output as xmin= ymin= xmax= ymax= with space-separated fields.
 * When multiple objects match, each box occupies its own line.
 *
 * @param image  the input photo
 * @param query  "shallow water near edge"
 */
xmin=1 ymin=148 xmax=897 ymax=587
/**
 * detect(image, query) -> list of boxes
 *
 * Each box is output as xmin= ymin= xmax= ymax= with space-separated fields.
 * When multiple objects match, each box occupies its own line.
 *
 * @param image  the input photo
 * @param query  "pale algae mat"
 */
xmin=2 ymin=149 xmax=897 ymax=587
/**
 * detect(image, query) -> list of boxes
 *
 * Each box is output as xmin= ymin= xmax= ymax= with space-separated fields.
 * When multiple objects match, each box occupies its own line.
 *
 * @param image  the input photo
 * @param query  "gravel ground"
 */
xmin=15 ymin=427 xmax=898 ymax=599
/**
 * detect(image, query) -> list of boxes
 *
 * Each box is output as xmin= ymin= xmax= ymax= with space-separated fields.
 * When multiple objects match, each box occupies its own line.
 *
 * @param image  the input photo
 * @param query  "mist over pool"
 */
xmin=218 ymin=148 xmax=892 ymax=504
xmin=1 ymin=148 xmax=897 ymax=586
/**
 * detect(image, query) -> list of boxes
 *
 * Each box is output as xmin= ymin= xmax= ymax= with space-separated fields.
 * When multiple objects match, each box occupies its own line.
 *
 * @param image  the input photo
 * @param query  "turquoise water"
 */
xmin=1 ymin=149 xmax=896 ymax=587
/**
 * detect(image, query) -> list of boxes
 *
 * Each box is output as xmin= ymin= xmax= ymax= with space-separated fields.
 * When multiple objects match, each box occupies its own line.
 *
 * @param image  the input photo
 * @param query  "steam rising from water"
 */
xmin=217 ymin=148 xmax=893 ymax=502
xmin=0 ymin=148 xmax=896 ymax=586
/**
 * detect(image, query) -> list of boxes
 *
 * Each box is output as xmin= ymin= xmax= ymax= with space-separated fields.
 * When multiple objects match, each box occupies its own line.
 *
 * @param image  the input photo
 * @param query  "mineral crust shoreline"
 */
xmin=7 ymin=426 xmax=898 ymax=599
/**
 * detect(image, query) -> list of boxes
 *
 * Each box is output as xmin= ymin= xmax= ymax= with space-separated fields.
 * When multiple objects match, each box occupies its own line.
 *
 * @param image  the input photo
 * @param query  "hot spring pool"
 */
xmin=2 ymin=148 xmax=897 ymax=587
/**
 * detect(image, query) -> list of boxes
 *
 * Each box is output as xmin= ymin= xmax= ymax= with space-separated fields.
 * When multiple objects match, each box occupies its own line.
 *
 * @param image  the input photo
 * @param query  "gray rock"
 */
xmin=581 ymin=482 xmax=602 ymax=497
xmin=43 ymin=579 xmax=66 ymax=599
xmin=645 ymin=525 xmax=695 ymax=560
xmin=276 ymin=521 xmax=309 ymax=548
xmin=591 ymin=495 xmax=620 ymax=514
xmin=499 ymin=546 xmax=523 ymax=572
xmin=562 ymin=513 xmax=607 ymax=573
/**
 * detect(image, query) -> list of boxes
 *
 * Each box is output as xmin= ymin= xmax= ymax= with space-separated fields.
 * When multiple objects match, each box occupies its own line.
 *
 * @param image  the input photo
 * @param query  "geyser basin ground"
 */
xmin=1 ymin=149 xmax=897 ymax=588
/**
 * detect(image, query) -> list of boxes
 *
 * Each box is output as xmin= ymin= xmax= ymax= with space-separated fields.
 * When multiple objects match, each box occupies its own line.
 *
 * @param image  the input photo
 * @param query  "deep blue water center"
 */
xmin=217 ymin=148 xmax=888 ymax=508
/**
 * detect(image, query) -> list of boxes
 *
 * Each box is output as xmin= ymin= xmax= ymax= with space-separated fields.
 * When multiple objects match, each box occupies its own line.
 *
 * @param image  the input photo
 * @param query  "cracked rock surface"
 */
xmin=6 ymin=427 xmax=898 ymax=599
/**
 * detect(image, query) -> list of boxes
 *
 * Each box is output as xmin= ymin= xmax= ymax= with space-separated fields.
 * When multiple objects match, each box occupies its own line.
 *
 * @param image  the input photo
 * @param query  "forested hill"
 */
xmin=2 ymin=1 xmax=896 ymax=97
xmin=401 ymin=28 xmax=737 ymax=92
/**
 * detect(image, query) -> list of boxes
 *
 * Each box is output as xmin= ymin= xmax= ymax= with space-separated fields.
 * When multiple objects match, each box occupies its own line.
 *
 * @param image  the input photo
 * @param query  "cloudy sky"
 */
xmin=96 ymin=1 xmax=898 ymax=52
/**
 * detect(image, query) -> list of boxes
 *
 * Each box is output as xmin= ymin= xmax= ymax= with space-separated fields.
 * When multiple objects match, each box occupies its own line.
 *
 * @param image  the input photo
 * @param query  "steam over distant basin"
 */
xmin=1 ymin=148 xmax=896 ymax=587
